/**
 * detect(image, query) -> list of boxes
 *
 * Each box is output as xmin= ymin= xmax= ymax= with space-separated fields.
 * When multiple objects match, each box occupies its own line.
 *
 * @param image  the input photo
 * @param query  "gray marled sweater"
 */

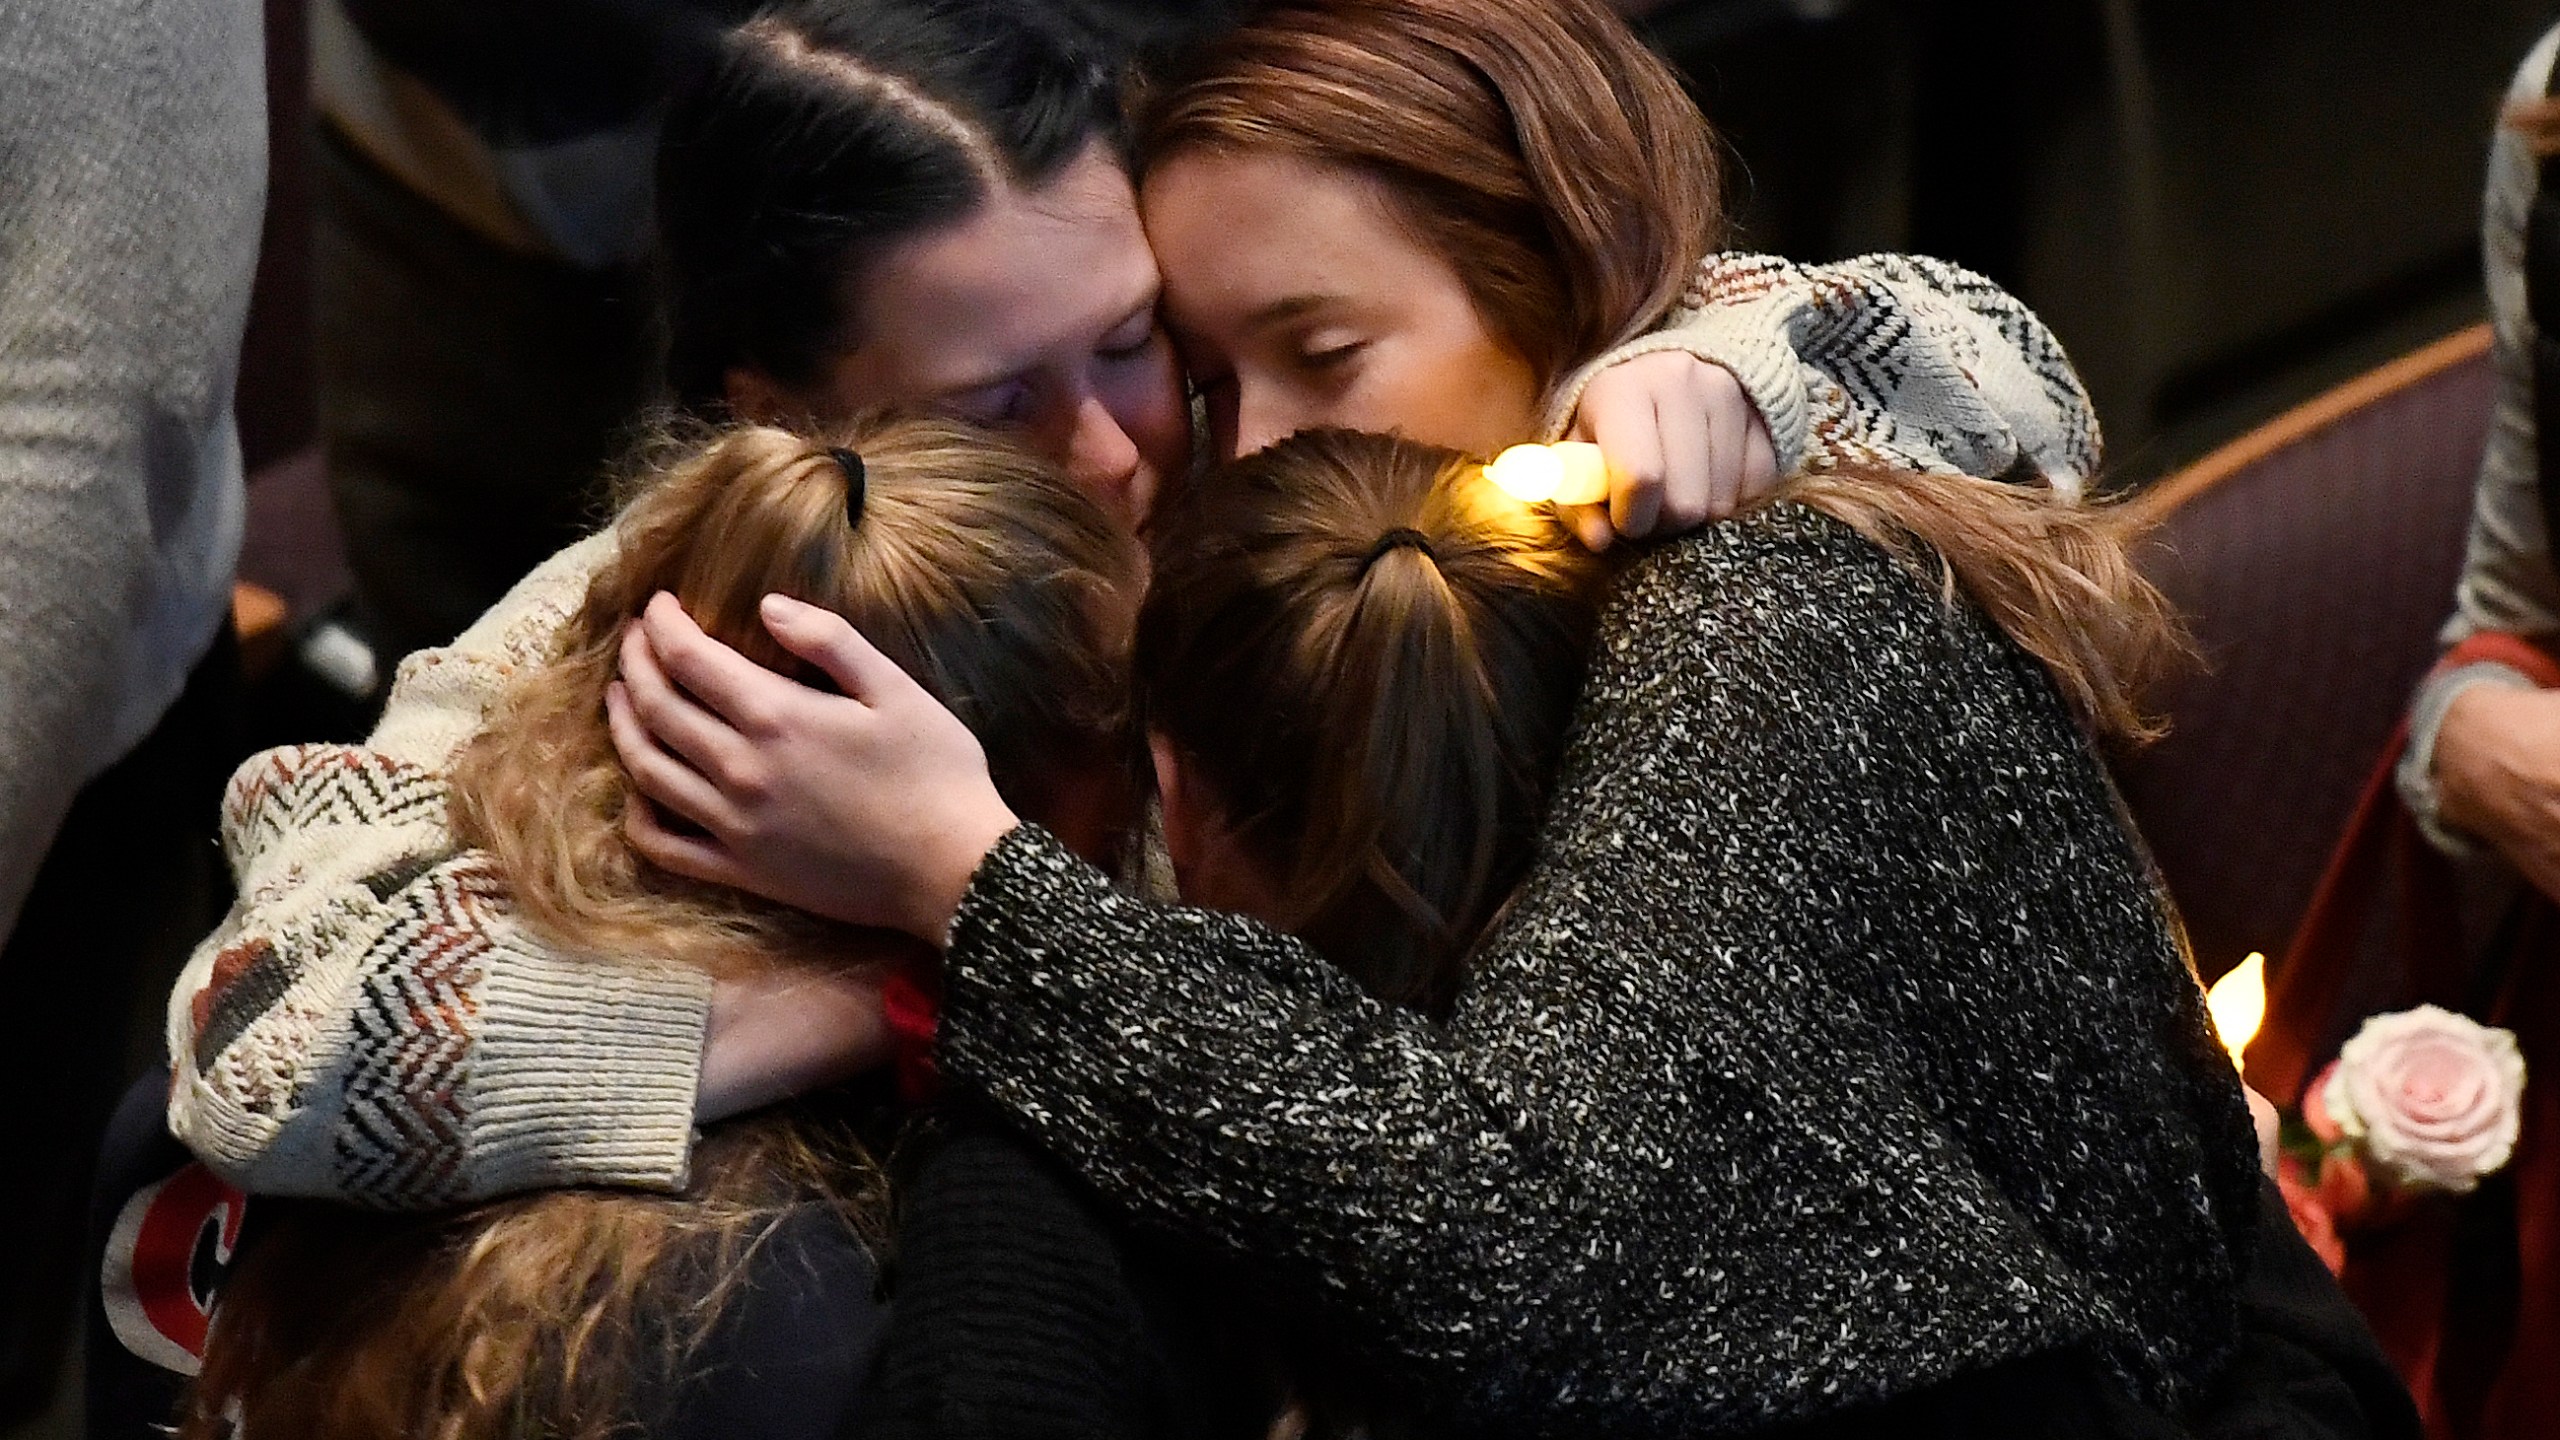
xmin=941 ymin=506 xmax=2263 ymax=1436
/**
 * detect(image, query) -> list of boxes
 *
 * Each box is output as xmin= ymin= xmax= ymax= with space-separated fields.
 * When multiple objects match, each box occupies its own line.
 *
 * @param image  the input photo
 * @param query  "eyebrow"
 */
xmin=1244 ymin=294 xmax=1343 ymax=330
xmin=936 ymin=293 xmax=1163 ymax=397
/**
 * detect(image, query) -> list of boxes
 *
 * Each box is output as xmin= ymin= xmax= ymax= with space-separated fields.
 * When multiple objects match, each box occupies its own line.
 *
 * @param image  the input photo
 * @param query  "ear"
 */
xmin=723 ymin=366 xmax=793 ymax=425
xmin=1148 ymin=732 xmax=1201 ymax=885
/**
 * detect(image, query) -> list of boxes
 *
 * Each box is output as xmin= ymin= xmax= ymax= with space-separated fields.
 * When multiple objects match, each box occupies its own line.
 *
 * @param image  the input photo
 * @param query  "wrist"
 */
xmin=2434 ymin=683 xmax=2527 ymax=841
xmin=698 ymin=962 xmax=897 ymax=1123
xmin=907 ymin=801 xmax=1020 ymax=947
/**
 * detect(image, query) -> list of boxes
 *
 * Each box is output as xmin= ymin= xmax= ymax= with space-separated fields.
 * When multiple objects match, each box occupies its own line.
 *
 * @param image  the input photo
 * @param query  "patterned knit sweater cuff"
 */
xmin=1543 ymin=293 xmax=1811 ymax=475
xmin=938 ymin=824 xmax=1104 ymax=1088
xmin=461 ymin=931 xmax=712 ymax=1199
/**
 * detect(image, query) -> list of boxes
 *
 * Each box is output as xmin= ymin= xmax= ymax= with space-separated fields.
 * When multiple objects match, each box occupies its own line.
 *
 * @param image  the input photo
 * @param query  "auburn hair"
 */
xmin=1133 ymin=0 xmax=1721 ymax=386
xmin=1135 ymin=0 xmax=2180 ymax=744
xmin=185 ymin=417 xmax=1141 ymax=1440
xmin=1139 ymin=429 xmax=1612 ymax=1015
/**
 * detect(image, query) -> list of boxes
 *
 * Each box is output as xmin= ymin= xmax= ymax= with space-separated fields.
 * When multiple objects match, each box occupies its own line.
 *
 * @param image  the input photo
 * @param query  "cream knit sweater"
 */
xmin=0 ymin=0 xmax=265 ymax=945
xmin=169 ymin=251 xmax=2104 ymax=1206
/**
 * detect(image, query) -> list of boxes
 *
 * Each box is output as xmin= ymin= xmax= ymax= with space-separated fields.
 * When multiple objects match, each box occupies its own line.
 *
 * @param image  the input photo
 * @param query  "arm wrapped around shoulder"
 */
xmin=937 ymin=508 xmax=2257 ymax=1433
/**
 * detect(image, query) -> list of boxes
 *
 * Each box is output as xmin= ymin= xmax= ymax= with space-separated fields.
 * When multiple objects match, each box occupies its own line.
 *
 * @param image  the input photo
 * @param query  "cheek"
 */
xmin=1103 ymin=347 xmax=1193 ymax=471
xmin=1360 ymin=337 xmax=1542 ymax=455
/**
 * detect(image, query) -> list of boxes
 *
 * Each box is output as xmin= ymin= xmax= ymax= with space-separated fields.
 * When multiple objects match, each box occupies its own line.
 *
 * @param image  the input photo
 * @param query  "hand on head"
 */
xmin=607 ymin=591 xmax=1019 ymax=946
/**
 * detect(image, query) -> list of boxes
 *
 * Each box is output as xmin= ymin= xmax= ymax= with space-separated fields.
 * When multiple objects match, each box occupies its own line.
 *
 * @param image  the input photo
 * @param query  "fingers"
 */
xmin=1556 ymin=501 xmax=1616 ymax=552
xmin=1655 ymin=392 xmax=1715 ymax=531
xmin=607 ymin=679 xmax=738 ymax=838
xmin=1602 ymin=407 xmax=1665 ymax=541
xmin=620 ymin=781 xmax=754 ymax=890
xmin=618 ymin=621 xmax=755 ymax=782
xmin=1740 ymin=412 xmax=1779 ymax=495
xmin=759 ymin=593 xmax=907 ymax=704
xmin=640 ymin=592 xmax=795 ymax=736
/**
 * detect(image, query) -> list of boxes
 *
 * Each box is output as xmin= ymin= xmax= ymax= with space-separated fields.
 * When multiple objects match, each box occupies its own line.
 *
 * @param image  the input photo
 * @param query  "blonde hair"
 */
xmin=188 ymin=417 xmax=1141 ymax=1440
xmin=448 ymin=417 xmax=1140 ymax=978
xmin=1139 ymin=429 xmax=1611 ymax=1015
xmin=1136 ymin=0 xmax=2181 ymax=746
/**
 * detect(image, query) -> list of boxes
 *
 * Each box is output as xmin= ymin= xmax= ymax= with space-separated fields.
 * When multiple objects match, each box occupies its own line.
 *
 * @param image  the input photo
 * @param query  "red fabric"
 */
xmin=2255 ymin=631 xmax=2560 ymax=1439
xmin=881 ymin=964 xmax=942 ymax=1105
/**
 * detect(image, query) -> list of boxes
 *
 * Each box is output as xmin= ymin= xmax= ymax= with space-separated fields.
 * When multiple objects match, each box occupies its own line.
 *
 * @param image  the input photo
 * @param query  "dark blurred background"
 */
xmin=1633 ymin=0 xmax=2549 ymax=482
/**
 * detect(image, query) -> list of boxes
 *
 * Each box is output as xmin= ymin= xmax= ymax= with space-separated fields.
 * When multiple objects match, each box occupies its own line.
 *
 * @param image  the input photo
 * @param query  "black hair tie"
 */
xmin=1365 ymin=526 xmax=1434 ymax=567
xmin=829 ymin=447 xmax=866 ymax=528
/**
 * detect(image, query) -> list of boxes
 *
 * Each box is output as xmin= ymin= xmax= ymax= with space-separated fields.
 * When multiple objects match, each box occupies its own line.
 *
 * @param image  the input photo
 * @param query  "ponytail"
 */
xmin=1137 ymin=429 xmax=1608 ymax=1013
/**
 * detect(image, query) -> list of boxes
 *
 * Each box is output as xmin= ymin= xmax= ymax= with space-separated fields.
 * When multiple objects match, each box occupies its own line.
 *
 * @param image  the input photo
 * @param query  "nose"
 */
xmin=1061 ymin=392 xmax=1146 ymax=521
xmin=1231 ymin=384 xmax=1299 ymax=460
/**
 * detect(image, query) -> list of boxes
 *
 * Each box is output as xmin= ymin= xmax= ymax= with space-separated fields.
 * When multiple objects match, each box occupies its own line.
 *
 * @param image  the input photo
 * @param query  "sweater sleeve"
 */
xmin=2397 ymin=22 xmax=2560 ymax=852
xmin=1543 ymin=252 xmax=2103 ymax=495
xmin=0 ymin=0 xmax=262 ymax=946
xmin=166 ymin=531 xmax=713 ymax=1207
xmin=936 ymin=517 xmax=2217 ymax=1434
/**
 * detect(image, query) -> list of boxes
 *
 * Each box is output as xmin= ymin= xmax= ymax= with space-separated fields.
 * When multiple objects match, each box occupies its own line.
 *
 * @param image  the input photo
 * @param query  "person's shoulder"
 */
xmin=1603 ymin=503 xmax=1942 ymax=659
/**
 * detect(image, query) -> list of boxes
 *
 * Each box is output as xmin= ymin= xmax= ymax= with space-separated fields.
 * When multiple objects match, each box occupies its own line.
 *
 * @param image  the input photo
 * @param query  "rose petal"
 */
xmin=2303 ymin=1061 xmax=2346 ymax=1146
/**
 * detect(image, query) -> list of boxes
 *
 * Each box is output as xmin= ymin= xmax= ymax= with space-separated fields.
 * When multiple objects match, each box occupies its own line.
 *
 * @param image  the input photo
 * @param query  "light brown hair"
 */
xmin=186 ymin=417 xmax=1142 ymax=1440
xmin=1139 ymin=429 xmax=1611 ymax=1015
xmin=1135 ymin=0 xmax=2181 ymax=744
xmin=448 ymin=418 xmax=1141 ymax=978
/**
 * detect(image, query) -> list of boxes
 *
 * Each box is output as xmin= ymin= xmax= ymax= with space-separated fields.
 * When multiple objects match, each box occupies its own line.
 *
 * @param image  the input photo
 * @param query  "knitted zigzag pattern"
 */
xmin=186 ymin=745 xmax=488 ymax=1207
xmin=1551 ymin=252 xmax=2103 ymax=496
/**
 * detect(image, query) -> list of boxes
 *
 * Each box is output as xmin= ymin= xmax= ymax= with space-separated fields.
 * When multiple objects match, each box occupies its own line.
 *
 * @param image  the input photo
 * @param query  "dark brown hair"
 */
xmin=1131 ymin=0 xmax=1724 ymax=387
xmin=657 ymin=0 xmax=1129 ymax=410
xmin=1138 ymin=429 xmax=1611 ymax=1014
xmin=1135 ymin=0 xmax=2181 ymax=743
xmin=187 ymin=417 xmax=1141 ymax=1440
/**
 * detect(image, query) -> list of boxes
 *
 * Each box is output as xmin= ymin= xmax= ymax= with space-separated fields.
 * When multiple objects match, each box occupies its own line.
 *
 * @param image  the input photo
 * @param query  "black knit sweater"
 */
xmin=936 ymin=507 xmax=2265 ymax=1436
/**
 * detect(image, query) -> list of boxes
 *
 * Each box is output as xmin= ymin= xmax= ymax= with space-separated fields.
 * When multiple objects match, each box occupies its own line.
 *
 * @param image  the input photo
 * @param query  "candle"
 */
xmin=2206 ymin=952 xmax=2267 ymax=1072
xmin=1486 ymin=442 xmax=1610 ymax=506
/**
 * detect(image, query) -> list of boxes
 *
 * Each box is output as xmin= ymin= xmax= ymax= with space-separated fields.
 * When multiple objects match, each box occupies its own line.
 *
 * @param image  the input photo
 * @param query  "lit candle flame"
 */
xmin=2206 ymin=952 xmax=2267 ymax=1072
xmin=1486 ymin=442 xmax=1610 ymax=506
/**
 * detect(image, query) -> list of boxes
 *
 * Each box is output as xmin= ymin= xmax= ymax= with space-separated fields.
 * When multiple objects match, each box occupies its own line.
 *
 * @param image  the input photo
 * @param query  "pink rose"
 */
xmin=2319 ymin=1005 xmax=2525 ymax=1195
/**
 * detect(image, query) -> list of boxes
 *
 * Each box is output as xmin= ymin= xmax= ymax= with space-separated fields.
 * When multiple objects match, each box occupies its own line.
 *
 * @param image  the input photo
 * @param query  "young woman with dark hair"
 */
xmin=596 ymin=0 xmax=2414 ymax=1434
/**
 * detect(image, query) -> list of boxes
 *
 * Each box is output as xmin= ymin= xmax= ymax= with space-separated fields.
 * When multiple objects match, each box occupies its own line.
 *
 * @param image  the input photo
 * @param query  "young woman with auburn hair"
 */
xmin=605 ymin=0 xmax=2407 ymax=1434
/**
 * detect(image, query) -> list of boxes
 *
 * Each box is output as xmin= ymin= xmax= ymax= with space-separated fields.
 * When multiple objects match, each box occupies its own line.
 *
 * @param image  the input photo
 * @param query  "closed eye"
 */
xmin=1298 ymin=339 xmax=1365 ymax=373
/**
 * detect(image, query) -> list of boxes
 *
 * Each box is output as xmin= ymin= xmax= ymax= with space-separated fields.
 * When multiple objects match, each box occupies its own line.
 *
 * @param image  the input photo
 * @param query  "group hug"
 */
xmin=104 ymin=0 xmax=2424 ymax=1435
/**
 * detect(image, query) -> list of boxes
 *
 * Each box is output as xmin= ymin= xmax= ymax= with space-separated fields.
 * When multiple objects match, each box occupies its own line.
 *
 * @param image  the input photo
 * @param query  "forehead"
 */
xmin=1139 ymin=149 xmax=1429 ymax=323
xmin=856 ymin=143 xmax=1159 ymax=386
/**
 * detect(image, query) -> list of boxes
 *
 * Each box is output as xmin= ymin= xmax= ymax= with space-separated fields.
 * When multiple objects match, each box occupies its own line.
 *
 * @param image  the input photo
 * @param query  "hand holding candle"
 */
xmin=1487 ymin=442 xmax=1612 ymax=507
